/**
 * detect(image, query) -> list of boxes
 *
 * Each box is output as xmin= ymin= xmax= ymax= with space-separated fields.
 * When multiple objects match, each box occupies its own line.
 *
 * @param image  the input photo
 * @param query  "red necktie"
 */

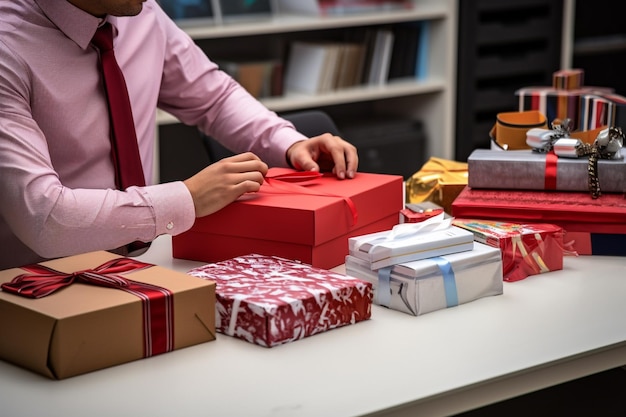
xmin=92 ymin=23 xmax=146 ymax=190
xmin=92 ymin=23 xmax=148 ymax=254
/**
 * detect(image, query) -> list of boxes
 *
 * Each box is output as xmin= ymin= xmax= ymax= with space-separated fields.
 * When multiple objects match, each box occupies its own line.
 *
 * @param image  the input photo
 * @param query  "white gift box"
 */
xmin=348 ymin=214 xmax=474 ymax=270
xmin=345 ymin=242 xmax=503 ymax=316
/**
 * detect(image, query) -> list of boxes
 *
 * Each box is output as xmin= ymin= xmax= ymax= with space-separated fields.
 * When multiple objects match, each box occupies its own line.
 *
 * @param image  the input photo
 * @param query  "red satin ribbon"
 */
xmin=544 ymin=151 xmax=558 ymax=190
xmin=263 ymin=171 xmax=358 ymax=226
xmin=1 ymin=257 xmax=174 ymax=357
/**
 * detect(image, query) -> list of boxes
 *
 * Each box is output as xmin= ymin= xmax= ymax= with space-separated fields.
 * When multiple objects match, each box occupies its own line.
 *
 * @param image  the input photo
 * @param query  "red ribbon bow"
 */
xmin=1 ymin=257 xmax=174 ymax=357
xmin=263 ymin=171 xmax=358 ymax=226
xmin=2 ymin=257 xmax=150 ymax=298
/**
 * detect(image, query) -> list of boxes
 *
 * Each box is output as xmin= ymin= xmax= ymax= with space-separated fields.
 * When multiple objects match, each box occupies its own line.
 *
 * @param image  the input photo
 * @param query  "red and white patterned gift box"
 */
xmin=187 ymin=254 xmax=372 ymax=347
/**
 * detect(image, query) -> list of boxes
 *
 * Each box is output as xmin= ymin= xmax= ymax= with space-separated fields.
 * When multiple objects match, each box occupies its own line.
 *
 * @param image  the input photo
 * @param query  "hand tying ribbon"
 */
xmin=1 ymin=257 xmax=174 ymax=357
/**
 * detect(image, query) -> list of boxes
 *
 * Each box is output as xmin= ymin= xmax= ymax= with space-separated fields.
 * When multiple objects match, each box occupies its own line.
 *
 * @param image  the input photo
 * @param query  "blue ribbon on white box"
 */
xmin=375 ymin=256 xmax=459 ymax=310
xmin=376 ymin=267 xmax=392 ymax=308
xmin=432 ymin=257 xmax=459 ymax=308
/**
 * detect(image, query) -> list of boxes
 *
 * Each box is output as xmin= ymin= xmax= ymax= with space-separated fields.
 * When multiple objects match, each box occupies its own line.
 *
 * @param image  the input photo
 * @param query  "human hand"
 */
xmin=183 ymin=152 xmax=268 ymax=218
xmin=286 ymin=133 xmax=358 ymax=179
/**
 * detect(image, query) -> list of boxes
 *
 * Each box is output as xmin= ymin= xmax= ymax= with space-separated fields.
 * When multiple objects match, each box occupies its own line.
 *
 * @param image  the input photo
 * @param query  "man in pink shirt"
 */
xmin=0 ymin=0 xmax=359 ymax=269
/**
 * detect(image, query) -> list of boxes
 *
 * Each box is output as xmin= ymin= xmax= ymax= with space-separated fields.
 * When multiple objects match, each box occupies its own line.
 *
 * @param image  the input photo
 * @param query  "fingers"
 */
xmin=288 ymin=134 xmax=358 ymax=180
xmin=213 ymin=152 xmax=268 ymax=180
xmin=327 ymin=140 xmax=358 ymax=179
xmin=184 ymin=152 xmax=269 ymax=218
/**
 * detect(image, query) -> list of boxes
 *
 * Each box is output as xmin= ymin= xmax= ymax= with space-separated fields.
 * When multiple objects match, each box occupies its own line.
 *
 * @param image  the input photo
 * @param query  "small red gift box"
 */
xmin=399 ymin=202 xmax=446 ymax=223
xmin=451 ymin=186 xmax=626 ymax=256
xmin=452 ymin=219 xmax=564 ymax=282
xmin=173 ymin=168 xmax=404 ymax=269
xmin=187 ymin=254 xmax=372 ymax=347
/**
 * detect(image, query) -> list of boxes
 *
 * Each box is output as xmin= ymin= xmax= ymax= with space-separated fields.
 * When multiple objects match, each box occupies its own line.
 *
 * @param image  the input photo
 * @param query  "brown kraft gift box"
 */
xmin=0 ymin=251 xmax=216 ymax=380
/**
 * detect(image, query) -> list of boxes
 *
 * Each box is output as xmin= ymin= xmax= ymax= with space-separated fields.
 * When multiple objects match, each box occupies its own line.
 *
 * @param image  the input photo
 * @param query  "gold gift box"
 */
xmin=406 ymin=157 xmax=468 ymax=214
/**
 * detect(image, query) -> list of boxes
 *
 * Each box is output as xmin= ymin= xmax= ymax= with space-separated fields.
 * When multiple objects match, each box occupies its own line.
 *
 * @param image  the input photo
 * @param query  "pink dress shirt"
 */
xmin=0 ymin=0 xmax=306 ymax=269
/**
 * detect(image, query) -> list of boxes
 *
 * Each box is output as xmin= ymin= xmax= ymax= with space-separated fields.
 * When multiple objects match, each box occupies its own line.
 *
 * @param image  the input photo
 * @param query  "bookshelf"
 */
xmin=570 ymin=0 xmax=626 ymax=96
xmin=156 ymin=0 xmax=457 ymax=181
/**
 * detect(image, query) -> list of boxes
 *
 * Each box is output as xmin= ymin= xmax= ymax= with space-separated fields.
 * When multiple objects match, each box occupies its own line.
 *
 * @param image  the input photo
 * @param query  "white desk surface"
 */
xmin=1 ymin=235 xmax=625 ymax=417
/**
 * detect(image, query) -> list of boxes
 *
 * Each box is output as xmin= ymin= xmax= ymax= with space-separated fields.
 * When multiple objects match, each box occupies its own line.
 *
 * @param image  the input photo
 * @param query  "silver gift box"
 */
xmin=468 ymin=149 xmax=626 ymax=192
xmin=345 ymin=242 xmax=503 ymax=316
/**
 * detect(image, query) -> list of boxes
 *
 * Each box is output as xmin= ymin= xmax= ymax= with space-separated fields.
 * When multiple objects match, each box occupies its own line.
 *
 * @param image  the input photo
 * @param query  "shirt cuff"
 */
xmin=143 ymin=181 xmax=195 ymax=236
xmin=264 ymin=127 xmax=307 ymax=168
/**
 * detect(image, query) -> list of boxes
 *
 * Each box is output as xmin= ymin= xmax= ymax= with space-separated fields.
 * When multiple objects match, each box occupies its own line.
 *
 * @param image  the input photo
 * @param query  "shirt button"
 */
xmin=166 ymin=221 xmax=174 ymax=230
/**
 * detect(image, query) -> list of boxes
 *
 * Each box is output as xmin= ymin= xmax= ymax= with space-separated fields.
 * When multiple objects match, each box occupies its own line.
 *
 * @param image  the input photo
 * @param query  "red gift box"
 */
xmin=451 ymin=186 xmax=626 ymax=256
xmin=173 ymin=168 xmax=404 ymax=269
xmin=187 ymin=254 xmax=372 ymax=347
xmin=399 ymin=202 xmax=446 ymax=223
xmin=452 ymin=219 xmax=564 ymax=282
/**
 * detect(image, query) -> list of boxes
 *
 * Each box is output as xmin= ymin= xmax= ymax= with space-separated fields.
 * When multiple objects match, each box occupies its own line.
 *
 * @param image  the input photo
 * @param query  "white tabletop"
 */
xmin=1 ymin=235 xmax=625 ymax=417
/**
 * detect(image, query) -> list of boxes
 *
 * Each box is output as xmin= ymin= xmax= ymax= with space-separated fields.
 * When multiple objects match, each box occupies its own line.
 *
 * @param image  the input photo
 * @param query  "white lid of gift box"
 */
xmin=346 ymin=241 xmax=500 ymax=278
xmin=348 ymin=224 xmax=475 ymax=270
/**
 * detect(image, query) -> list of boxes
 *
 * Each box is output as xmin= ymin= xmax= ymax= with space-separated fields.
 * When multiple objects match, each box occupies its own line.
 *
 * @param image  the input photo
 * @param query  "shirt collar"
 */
xmin=35 ymin=0 xmax=119 ymax=50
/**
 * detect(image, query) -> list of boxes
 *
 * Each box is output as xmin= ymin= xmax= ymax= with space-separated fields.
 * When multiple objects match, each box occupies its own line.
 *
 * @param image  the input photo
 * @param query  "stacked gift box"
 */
xmin=452 ymin=187 xmax=626 ymax=257
xmin=467 ymin=148 xmax=626 ymax=193
xmin=173 ymin=167 xmax=404 ymax=270
xmin=515 ymin=68 xmax=622 ymax=131
xmin=176 ymin=167 xmax=406 ymax=347
xmin=489 ymin=68 xmax=626 ymax=152
xmin=452 ymin=69 xmax=626 ymax=257
xmin=344 ymin=213 xmax=504 ymax=316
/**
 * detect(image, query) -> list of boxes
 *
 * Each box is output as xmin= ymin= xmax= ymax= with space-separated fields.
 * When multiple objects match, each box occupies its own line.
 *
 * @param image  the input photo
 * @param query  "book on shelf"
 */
xmin=284 ymin=41 xmax=366 ymax=94
xmin=357 ymin=22 xmax=428 ymax=85
xmin=387 ymin=21 xmax=430 ymax=81
xmin=284 ymin=42 xmax=332 ymax=95
xmin=335 ymin=43 xmax=367 ymax=89
xmin=284 ymin=22 xmax=428 ymax=95
xmin=275 ymin=0 xmax=413 ymax=16
xmin=364 ymin=29 xmax=394 ymax=85
xmin=218 ymin=59 xmax=283 ymax=98
xmin=415 ymin=20 xmax=430 ymax=80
